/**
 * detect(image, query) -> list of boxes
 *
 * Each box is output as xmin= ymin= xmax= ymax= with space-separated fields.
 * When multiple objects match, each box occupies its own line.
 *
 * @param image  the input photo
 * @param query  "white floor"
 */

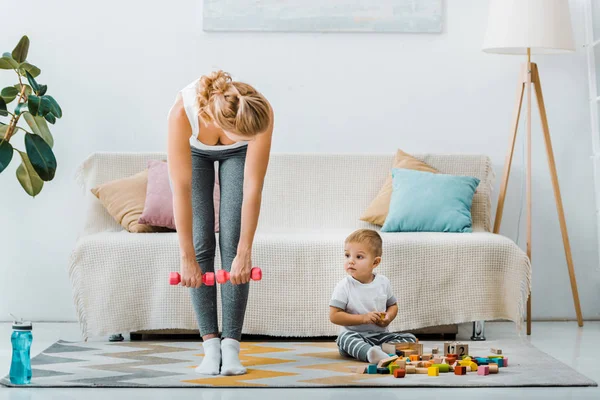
xmin=0 ymin=321 xmax=598 ymax=399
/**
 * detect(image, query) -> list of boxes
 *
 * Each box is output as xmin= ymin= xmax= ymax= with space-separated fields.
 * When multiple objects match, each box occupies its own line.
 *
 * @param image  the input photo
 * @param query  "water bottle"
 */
xmin=9 ymin=314 xmax=32 ymax=385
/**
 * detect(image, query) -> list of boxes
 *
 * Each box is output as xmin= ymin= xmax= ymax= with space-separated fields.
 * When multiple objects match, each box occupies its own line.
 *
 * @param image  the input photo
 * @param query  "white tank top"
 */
xmin=179 ymin=79 xmax=248 ymax=151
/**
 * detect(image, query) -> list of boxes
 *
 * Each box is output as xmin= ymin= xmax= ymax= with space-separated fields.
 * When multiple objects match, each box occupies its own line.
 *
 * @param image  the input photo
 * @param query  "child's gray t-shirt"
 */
xmin=329 ymin=274 xmax=397 ymax=333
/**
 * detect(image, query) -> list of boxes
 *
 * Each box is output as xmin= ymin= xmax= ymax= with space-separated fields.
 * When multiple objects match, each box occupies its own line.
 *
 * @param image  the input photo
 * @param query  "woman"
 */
xmin=167 ymin=70 xmax=273 ymax=376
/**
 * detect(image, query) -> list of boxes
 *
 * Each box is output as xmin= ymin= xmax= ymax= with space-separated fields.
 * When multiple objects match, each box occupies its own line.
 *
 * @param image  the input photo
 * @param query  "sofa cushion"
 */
xmin=138 ymin=160 xmax=220 ymax=232
xmin=90 ymin=169 xmax=156 ymax=233
xmin=360 ymin=149 xmax=438 ymax=226
xmin=382 ymin=169 xmax=480 ymax=233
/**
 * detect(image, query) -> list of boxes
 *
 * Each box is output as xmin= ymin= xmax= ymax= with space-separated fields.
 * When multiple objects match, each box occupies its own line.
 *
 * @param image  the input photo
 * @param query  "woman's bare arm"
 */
xmin=167 ymin=94 xmax=195 ymax=260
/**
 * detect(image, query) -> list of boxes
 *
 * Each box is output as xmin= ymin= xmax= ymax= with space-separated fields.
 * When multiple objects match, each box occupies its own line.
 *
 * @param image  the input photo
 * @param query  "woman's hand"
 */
xmin=180 ymin=255 xmax=204 ymax=288
xmin=229 ymin=252 xmax=252 ymax=285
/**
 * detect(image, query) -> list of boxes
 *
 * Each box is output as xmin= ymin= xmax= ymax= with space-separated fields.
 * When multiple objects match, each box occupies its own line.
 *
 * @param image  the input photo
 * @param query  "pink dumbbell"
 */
xmin=216 ymin=267 xmax=262 ymax=284
xmin=169 ymin=272 xmax=215 ymax=286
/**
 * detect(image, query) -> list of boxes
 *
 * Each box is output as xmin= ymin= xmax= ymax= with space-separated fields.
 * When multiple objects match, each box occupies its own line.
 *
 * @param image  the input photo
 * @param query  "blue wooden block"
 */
xmin=377 ymin=367 xmax=390 ymax=374
xmin=367 ymin=364 xmax=378 ymax=374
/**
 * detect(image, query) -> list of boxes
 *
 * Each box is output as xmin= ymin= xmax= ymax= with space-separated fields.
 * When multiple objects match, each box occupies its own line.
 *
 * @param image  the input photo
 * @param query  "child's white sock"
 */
xmin=195 ymin=337 xmax=221 ymax=375
xmin=220 ymin=338 xmax=247 ymax=376
xmin=367 ymin=346 xmax=389 ymax=364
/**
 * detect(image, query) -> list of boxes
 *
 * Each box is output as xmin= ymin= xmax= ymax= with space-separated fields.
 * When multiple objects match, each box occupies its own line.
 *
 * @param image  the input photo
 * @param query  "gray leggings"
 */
xmin=190 ymin=145 xmax=248 ymax=341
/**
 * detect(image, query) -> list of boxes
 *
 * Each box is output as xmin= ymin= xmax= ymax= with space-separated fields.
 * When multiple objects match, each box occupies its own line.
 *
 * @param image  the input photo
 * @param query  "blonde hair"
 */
xmin=345 ymin=229 xmax=383 ymax=258
xmin=197 ymin=70 xmax=272 ymax=138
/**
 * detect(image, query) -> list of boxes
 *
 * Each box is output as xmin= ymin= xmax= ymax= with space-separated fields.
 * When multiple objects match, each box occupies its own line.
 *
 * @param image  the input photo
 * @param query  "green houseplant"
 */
xmin=0 ymin=35 xmax=62 ymax=197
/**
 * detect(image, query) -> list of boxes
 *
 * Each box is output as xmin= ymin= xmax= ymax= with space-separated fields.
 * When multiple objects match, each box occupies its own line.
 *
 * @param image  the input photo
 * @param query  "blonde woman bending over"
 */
xmin=167 ymin=71 xmax=274 ymax=376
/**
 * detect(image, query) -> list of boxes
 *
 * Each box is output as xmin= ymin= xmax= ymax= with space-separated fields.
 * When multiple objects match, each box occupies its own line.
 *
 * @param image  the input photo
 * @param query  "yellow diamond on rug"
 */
xmin=184 ymin=368 xmax=298 ymax=387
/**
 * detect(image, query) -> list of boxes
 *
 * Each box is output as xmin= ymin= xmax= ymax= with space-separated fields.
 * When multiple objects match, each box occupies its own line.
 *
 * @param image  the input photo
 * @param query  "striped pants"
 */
xmin=336 ymin=330 xmax=417 ymax=362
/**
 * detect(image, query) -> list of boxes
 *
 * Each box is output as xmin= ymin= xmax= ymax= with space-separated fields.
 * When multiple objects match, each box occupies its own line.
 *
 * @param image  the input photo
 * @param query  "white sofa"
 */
xmin=69 ymin=152 xmax=531 ymax=340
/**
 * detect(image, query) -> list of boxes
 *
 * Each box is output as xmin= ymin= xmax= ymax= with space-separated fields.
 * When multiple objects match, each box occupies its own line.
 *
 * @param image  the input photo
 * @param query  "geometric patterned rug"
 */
xmin=1 ymin=339 xmax=596 ymax=388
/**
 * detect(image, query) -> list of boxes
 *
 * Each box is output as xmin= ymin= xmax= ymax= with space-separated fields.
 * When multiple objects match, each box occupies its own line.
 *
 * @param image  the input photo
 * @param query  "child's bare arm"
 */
xmin=330 ymin=306 xmax=380 ymax=326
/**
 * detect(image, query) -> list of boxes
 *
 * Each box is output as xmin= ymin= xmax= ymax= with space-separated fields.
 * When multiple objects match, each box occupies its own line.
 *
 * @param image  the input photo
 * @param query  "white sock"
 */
xmin=195 ymin=337 xmax=221 ymax=375
xmin=367 ymin=346 xmax=389 ymax=364
xmin=220 ymin=338 xmax=247 ymax=376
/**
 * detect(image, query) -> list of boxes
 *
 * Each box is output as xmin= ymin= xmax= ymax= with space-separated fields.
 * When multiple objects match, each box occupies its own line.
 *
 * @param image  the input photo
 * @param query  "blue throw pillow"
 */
xmin=381 ymin=168 xmax=480 ymax=233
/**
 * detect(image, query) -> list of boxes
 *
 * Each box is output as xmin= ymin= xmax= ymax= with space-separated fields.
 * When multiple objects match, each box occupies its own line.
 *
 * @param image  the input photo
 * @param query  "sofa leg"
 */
xmin=471 ymin=321 xmax=486 ymax=341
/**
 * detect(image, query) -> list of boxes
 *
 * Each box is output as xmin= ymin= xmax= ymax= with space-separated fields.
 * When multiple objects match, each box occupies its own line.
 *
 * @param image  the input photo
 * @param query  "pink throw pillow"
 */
xmin=138 ymin=160 xmax=220 ymax=232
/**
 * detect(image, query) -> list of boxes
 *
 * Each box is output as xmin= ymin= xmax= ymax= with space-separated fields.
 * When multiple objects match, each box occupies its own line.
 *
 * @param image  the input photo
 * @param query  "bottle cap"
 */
xmin=10 ymin=313 xmax=32 ymax=331
xmin=12 ymin=321 xmax=32 ymax=331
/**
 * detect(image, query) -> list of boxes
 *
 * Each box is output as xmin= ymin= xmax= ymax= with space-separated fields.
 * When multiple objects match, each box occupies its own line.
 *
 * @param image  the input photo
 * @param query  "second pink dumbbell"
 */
xmin=216 ymin=267 xmax=262 ymax=284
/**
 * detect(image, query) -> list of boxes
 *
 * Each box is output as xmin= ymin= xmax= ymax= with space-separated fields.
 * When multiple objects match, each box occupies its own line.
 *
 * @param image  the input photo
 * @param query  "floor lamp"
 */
xmin=482 ymin=0 xmax=584 ymax=335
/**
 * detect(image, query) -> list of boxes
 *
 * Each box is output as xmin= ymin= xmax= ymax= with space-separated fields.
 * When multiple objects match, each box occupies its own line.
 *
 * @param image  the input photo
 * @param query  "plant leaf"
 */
xmin=1 ymin=86 xmax=19 ymax=104
xmin=27 ymin=95 xmax=39 ymax=115
xmin=0 ymin=125 xmax=8 ymax=140
xmin=0 ymin=56 xmax=19 ymax=70
xmin=38 ymin=85 xmax=47 ymax=96
xmin=44 ymin=96 xmax=62 ymax=118
xmin=15 ymin=102 xmax=28 ymax=116
xmin=14 ymin=84 xmax=32 ymax=97
xmin=44 ymin=113 xmax=56 ymax=124
xmin=0 ymin=140 xmax=14 ymax=174
xmin=0 ymin=97 xmax=7 ymax=116
xmin=25 ymin=133 xmax=56 ymax=181
xmin=12 ymin=36 xmax=29 ymax=63
xmin=16 ymin=150 xmax=43 ymax=196
xmin=18 ymin=62 xmax=40 ymax=78
xmin=25 ymin=71 xmax=40 ymax=93
xmin=38 ymin=97 xmax=51 ymax=116
xmin=23 ymin=113 xmax=53 ymax=148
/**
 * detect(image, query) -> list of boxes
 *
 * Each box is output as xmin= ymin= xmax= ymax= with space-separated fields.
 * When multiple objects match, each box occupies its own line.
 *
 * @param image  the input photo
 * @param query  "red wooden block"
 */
xmin=394 ymin=369 xmax=406 ymax=378
xmin=454 ymin=366 xmax=467 ymax=375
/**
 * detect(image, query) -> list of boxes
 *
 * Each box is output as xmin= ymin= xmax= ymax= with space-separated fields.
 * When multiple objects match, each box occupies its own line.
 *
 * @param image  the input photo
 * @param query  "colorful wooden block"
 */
xmin=488 ymin=363 xmax=499 ymax=374
xmin=378 ymin=355 xmax=399 ymax=368
xmin=395 ymin=359 xmax=406 ymax=369
xmin=433 ymin=357 xmax=443 ymax=364
xmin=469 ymin=362 xmax=479 ymax=372
xmin=428 ymin=366 xmax=439 ymax=376
xmin=431 ymin=363 xmax=450 ymax=373
xmin=477 ymin=365 xmax=490 ymax=376
xmin=476 ymin=357 xmax=489 ymax=365
xmin=389 ymin=364 xmax=399 ymax=374
xmin=377 ymin=367 xmax=390 ymax=374
xmin=416 ymin=367 xmax=429 ymax=374
xmin=503 ymin=357 xmax=508 ymax=367
xmin=405 ymin=365 xmax=416 ymax=374
xmin=409 ymin=355 xmax=420 ymax=362
xmin=491 ymin=348 xmax=502 ymax=355
xmin=403 ymin=350 xmax=417 ymax=357
xmin=422 ymin=354 xmax=432 ymax=361
xmin=454 ymin=366 xmax=467 ymax=375
xmin=394 ymin=368 xmax=406 ymax=378
xmin=424 ymin=361 xmax=433 ymax=368
xmin=367 ymin=364 xmax=378 ymax=374
xmin=351 ymin=365 xmax=365 ymax=374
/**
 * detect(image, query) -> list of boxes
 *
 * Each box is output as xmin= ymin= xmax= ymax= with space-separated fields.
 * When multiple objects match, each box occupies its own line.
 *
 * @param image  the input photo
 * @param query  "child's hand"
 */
xmin=362 ymin=311 xmax=382 ymax=325
xmin=376 ymin=312 xmax=392 ymax=327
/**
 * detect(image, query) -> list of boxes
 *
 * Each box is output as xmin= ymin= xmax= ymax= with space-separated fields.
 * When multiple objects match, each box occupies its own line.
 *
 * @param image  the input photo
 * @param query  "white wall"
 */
xmin=1 ymin=0 xmax=598 ymax=323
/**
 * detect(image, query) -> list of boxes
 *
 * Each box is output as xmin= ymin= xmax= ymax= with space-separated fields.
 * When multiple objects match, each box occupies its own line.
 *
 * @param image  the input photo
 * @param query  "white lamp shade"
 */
xmin=483 ymin=0 xmax=575 ymax=55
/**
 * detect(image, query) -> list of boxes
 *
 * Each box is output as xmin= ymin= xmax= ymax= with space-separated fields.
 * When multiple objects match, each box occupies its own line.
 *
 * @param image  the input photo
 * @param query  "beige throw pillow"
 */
xmin=91 ymin=169 xmax=155 ymax=233
xmin=360 ymin=149 xmax=439 ymax=226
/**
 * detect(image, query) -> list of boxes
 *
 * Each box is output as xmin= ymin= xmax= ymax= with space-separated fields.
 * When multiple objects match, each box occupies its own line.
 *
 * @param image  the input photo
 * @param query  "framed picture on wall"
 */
xmin=203 ymin=0 xmax=443 ymax=33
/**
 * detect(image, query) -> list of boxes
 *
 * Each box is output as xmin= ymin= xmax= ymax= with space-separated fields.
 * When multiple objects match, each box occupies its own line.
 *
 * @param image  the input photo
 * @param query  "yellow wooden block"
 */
xmin=428 ymin=367 xmax=439 ymax=376
xmin=469 ymin=362 xmax=478 ymax=371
